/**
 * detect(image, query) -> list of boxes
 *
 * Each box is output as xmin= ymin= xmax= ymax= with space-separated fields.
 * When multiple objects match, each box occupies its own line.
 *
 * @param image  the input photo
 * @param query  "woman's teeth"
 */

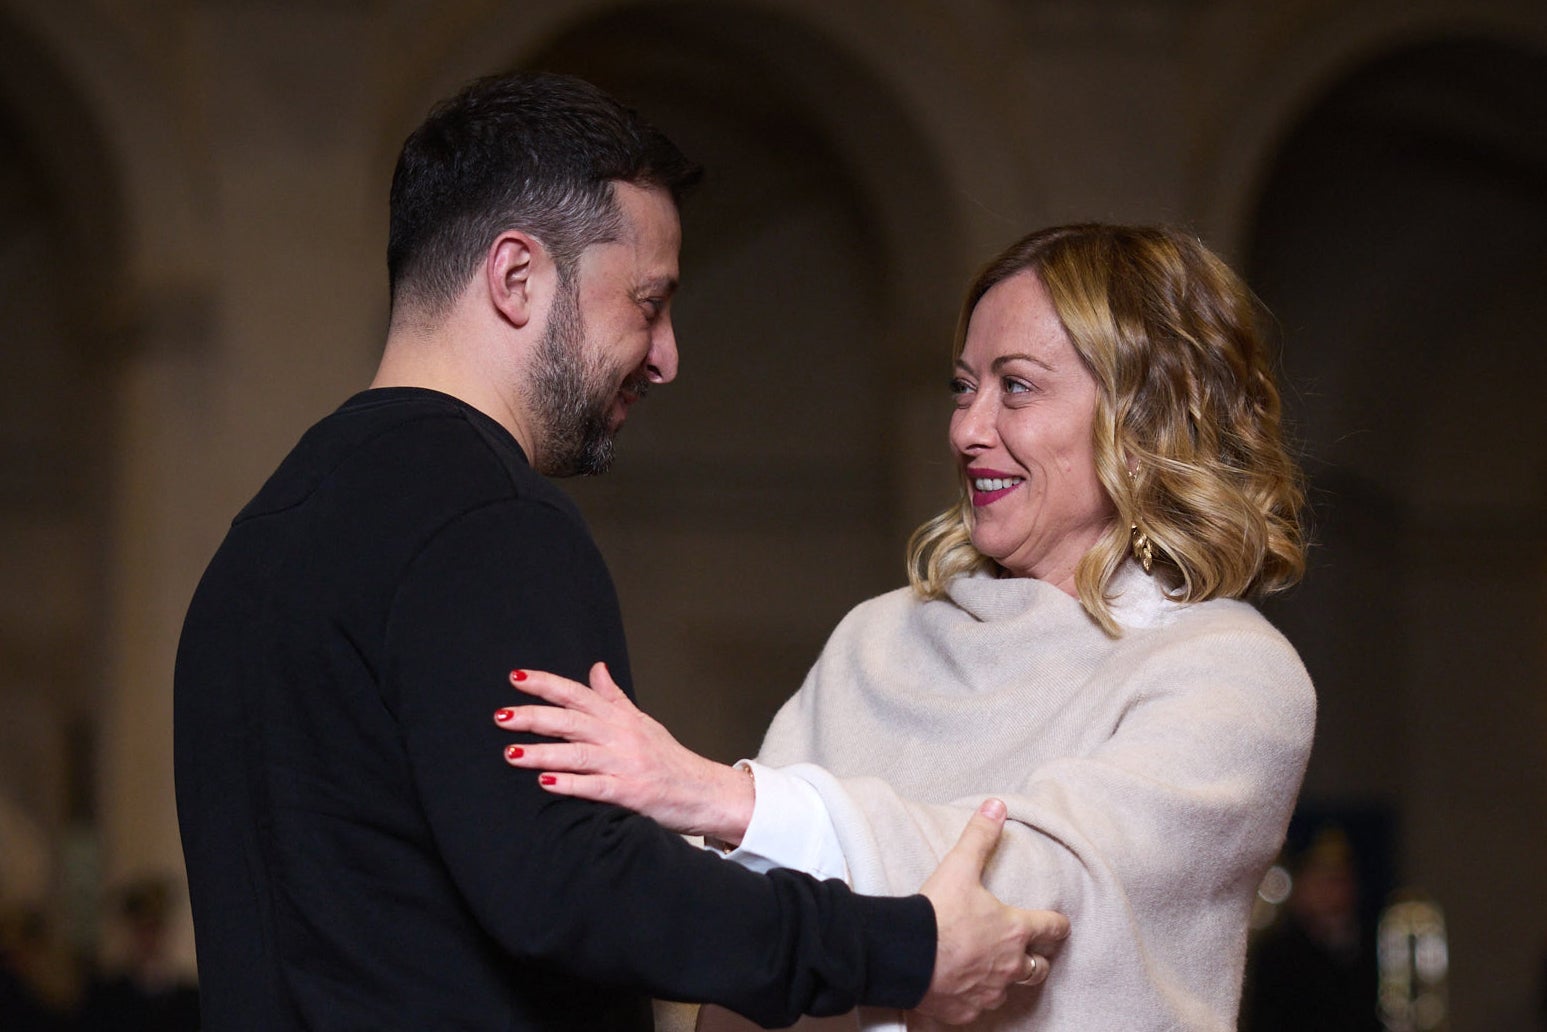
xmin=974 ymin=477 xmax=1023 ymax=492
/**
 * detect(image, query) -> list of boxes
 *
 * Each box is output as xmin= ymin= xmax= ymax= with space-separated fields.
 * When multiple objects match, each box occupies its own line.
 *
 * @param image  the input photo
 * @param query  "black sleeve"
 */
xmin=382 ymin=498 xmax=934 ymax=1026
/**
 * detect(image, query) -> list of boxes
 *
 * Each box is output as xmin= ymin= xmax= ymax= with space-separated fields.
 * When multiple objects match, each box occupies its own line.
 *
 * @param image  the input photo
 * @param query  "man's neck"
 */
xmin=372 ymin=319 xmax=538 ymax=461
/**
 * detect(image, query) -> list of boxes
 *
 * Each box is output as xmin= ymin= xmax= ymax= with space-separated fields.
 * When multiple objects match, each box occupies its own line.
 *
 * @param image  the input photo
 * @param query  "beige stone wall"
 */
xmin=0 ymin=0 xmax=1543 ymax=1025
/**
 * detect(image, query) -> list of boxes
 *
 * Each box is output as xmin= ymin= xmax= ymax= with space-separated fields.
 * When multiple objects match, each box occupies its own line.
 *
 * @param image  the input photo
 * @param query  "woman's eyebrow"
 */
xmin=990 ymin=353 xmax=1055 ymax=372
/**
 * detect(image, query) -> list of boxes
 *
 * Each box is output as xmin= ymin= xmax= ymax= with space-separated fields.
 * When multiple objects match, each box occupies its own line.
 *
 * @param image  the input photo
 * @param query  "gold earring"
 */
xmin=1130 ymin=523 xmax=1154 ymax=573
xmin=1126 ymin=466 xmax=1152 ymax=572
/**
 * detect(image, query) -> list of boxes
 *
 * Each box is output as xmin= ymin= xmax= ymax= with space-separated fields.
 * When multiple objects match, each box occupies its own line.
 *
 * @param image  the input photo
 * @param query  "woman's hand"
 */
xmin=495 ymin=662 xmax=754 ymax=845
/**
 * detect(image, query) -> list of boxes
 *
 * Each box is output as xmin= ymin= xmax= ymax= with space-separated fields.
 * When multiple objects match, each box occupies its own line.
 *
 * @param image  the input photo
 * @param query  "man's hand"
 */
xmin=913 ymin=798 xmax=1070 ymax=1025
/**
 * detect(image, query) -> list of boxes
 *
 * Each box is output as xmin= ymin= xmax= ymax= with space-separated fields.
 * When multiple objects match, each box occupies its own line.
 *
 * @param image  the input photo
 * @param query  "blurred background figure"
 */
xmin=1243 ymin=827 xmax=1380 ymax=1032
xmin=0 ymin=905 xmax=76 ymax=1032
xmin=76 ymin=877 xmax=198 ymax=1032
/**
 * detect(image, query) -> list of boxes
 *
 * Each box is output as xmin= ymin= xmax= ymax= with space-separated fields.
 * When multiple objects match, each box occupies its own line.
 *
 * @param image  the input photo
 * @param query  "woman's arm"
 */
xmin=497 ymin=665 xmax=852 ymax=878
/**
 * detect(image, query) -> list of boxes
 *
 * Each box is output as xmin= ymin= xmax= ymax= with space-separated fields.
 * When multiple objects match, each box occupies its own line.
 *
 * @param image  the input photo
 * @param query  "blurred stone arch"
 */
xmin=1238 ymin=29 xmax=1547 ymax=1030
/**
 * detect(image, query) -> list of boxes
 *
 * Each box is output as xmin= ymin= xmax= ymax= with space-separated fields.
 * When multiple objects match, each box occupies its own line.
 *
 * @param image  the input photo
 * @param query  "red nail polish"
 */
xmin=505 ymin=745 xmax=523 ymax=760
xmin=539 ymin=774 xmax=556 ymax=786
xmin=494 ymin=708 xmax=514 ymax=722
xmin=510 ymin=669 xmax=528 ymax=683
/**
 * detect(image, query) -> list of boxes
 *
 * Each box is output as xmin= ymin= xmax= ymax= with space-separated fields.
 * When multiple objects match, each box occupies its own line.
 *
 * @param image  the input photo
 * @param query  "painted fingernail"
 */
xmin=510 ymin=669 xmax=528 ymax=683
xmin=494 ymin=708 xmax=514 ymax=722
xmin=539 ymin=774 xmax=557 ymax=786
xmin=505 ymin=745 xmax=523 ymax=760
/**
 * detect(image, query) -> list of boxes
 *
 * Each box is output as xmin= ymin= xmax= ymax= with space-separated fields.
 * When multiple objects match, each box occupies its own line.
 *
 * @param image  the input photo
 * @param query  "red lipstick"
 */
xmin=965 ymin=467 xmax=1025 ymax=507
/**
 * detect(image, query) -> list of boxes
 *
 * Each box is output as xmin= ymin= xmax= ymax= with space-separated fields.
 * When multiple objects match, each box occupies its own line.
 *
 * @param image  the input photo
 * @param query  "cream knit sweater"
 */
xmin=702 ymin=562 xmax=1314 ymax=1032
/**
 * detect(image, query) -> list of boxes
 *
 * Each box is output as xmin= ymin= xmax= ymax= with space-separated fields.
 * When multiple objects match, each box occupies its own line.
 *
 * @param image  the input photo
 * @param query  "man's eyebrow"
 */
xmin=638 ymin=275 xmax=678 ymax=296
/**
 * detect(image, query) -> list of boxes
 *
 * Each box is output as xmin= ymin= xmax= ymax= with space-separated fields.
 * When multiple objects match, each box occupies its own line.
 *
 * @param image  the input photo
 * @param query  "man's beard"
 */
xmin=527 ymin=276 xmax=645 ymax=477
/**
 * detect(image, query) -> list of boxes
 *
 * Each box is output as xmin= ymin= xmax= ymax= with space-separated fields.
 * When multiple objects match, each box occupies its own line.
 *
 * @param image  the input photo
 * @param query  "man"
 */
xmin=174 ymin=71 xmax=1066 ymax=1030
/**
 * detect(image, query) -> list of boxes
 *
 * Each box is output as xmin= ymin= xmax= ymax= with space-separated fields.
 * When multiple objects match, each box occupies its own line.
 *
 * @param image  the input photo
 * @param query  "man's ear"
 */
xmin=486 ymin=231 xmax=543 ymax=329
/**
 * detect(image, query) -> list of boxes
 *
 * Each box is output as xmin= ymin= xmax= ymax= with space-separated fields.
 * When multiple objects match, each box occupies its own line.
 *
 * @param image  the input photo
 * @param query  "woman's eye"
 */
xmin=948 ymin=377 xmax=973 ymax=398
xmin=1002 ymin=377 xmax=1032 ymax=395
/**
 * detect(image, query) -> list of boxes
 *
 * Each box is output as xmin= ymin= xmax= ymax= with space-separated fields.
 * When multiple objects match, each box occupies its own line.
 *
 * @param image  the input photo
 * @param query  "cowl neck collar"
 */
xmin=945 ymin=559 xmax=1183 ymax=632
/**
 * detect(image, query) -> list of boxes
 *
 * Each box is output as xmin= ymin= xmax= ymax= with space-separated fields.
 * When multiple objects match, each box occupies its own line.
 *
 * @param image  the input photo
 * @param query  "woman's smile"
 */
xmin=967 ymin=467 xmax=1027 ymax=506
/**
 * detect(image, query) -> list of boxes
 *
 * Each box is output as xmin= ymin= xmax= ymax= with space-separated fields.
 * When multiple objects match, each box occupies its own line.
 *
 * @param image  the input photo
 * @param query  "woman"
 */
xmin=496 ymin=224 xmax=1316 ymax=1030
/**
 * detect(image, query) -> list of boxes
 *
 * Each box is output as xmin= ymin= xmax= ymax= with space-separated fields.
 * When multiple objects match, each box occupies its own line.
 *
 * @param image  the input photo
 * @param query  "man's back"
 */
xmin=175 ymin=387 xmax=652 ymax=1028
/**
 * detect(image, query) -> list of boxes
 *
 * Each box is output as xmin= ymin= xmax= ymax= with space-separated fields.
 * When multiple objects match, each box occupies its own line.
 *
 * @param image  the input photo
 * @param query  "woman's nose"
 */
xmin=950 ymin=396 xmax=996 ymax=454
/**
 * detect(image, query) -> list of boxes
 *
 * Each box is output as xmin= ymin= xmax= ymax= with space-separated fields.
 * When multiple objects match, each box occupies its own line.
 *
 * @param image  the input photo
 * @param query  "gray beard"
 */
xmin=527 ymin=278 xmax=623 ymax=478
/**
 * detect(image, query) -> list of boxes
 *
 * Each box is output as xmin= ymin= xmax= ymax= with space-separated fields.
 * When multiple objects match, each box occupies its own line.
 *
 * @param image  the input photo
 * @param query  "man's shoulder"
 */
xmin=238 ymin=387 xmax=577 ymax=528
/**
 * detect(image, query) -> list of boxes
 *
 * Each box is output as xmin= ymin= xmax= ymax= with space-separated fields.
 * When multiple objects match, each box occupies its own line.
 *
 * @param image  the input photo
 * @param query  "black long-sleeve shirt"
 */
xmin=174 ymin=387 xmax=934 ymax=1030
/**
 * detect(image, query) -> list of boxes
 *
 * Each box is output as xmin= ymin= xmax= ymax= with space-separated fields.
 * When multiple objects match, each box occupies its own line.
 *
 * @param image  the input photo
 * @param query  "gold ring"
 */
xmin=1016 ymin=955 xmax=1044 ymax=985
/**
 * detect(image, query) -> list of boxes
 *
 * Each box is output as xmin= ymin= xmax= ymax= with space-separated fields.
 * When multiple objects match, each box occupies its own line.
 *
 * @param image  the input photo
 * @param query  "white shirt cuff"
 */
xmin=704 ymin=760 xmax=850 ymax=883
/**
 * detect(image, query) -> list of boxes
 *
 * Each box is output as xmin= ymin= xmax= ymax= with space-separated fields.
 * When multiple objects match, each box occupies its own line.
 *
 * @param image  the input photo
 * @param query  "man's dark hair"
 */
xmin=387 ymin=71 xmax=700 ymax=316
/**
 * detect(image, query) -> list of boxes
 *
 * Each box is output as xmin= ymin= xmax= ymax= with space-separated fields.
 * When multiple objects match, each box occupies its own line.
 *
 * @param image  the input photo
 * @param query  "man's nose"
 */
xmin=646 ymin=319 xmax=678 ymax=384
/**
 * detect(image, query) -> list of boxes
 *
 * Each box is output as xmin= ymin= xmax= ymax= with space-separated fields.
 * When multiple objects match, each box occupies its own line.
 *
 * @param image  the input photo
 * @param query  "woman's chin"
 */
xmin=970 ymin=540 xmax=1024 ymax=578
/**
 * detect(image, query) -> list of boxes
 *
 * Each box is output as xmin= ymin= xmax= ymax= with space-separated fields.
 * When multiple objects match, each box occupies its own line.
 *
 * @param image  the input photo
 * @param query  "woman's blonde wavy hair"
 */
xmin=907 ymin=224 xmax=1306 ymax=634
